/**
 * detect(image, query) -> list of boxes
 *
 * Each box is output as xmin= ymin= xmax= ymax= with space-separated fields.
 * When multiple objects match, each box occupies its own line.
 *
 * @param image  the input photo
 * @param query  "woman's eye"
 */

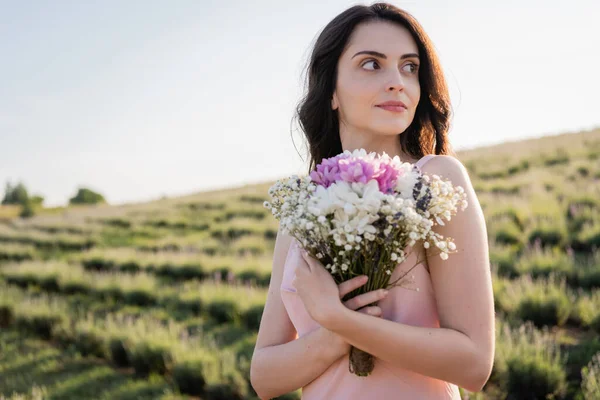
xmin=361 ymin=59 xmax=379 ymax=70
xmin=403 ymin=63 xmax=419 ymax=74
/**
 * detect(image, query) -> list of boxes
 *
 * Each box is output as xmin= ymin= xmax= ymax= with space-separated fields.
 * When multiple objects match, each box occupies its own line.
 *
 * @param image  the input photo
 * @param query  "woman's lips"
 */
xmin=376 ymin=105 xmax=407 ymax=113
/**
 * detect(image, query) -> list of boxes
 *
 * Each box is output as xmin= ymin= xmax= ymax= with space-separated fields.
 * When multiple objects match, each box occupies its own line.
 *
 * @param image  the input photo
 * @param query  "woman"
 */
xmin=250 ymin=3 xmax=495 ymax=399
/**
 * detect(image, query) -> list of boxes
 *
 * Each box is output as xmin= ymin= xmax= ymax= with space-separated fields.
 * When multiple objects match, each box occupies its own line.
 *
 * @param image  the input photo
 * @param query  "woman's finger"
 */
xmin=356 ymin=306 xmax=382 ymax=317
xmin=343 ymin=289 xmax=388 ymax=310
xmin=338 ymin=275 xmax=369 ymax=298
xmin=299 ymin=250 xmax=314 ymax=271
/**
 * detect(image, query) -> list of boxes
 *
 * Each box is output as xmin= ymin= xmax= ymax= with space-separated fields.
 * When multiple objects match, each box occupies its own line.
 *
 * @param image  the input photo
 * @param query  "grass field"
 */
xmin=1 ymin=127 xmax=600 ymax=399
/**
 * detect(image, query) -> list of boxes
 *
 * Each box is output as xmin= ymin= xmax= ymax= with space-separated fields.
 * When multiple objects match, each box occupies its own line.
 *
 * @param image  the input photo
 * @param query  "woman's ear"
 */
xmin=331 ymin=92 xmax=338 ymax=111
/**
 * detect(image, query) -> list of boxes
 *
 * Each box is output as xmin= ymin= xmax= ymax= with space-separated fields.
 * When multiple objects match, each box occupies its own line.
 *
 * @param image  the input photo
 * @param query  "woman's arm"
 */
xmin=320 ymin=155 xmax=495 ymax=393
xmin=251 ymin=326 xmax=345 ymax=399
xmin=250 ymin=228 xmax=346 ymax=399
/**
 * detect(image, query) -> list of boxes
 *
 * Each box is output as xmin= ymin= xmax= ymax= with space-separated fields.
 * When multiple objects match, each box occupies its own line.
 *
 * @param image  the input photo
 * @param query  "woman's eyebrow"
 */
xmin=351 ymin=50 xmax=419 ymax=60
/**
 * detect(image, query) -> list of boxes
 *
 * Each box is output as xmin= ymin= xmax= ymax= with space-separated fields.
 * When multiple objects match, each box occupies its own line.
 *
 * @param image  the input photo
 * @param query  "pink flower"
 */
xmin=339 ymin=158 xmax=376 ymax=184
xmin=310 ymin=149 xmax=405 ymax=193
xmin=373 ymin=161 xmax=400 ymax=194
xmin=309 ymin=153 xmax=348 ymax=187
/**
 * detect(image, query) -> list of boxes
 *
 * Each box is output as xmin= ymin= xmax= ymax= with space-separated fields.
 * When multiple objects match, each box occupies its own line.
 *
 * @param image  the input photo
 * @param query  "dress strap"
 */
xmin=414 ymin=154 xmax=436 ymax=170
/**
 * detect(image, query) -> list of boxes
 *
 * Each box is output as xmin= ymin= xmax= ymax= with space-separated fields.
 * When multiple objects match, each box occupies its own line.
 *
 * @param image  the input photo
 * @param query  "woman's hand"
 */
xmin=325 ymin=275 xmax=389 ymax=358
xmin=294 ymin=249 xmax=389 ymax=330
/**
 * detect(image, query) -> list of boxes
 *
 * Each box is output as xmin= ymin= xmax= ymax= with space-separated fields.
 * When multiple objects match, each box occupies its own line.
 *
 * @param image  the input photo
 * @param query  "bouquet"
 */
xmin=264 ymin=149 xmax=468 ymax=376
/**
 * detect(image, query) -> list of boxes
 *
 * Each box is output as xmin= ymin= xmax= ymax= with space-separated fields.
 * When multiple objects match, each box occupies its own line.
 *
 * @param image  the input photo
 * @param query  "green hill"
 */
xmin=0 ymin=127 xmax=599 ymax=399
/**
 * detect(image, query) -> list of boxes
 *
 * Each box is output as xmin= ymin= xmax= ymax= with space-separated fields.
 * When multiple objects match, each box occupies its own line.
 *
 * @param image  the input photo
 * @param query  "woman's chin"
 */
xmin=371 ymin=125 xmax=408 ymax=136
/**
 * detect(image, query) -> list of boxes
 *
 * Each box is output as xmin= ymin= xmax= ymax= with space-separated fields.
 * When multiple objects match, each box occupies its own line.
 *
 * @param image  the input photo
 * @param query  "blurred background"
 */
xmin=1 ymin=1 xmax=599 ymax=399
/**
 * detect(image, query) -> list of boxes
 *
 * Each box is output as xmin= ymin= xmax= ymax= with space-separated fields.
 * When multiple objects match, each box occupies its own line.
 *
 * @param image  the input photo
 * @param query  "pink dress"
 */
xmin=280 ymin=154 xmax=462 ymax=400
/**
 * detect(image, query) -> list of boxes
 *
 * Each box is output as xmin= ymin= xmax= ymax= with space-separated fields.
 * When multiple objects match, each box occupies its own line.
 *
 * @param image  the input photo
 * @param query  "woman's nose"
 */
xmin=385 ymin=70 xmax=405 ymax=91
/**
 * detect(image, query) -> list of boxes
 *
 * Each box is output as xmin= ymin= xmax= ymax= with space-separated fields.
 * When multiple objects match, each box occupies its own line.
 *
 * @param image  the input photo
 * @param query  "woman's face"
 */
xmin=332 ymin=21 xmax=421 ymax=151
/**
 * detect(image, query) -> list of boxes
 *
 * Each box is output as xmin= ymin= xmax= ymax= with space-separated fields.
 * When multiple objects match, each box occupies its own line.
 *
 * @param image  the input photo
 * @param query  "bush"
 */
xmin=17 ymin=314 xmax=63 ymax=339
xmin=506 ymin=356 xmax=568 ymax=399
xmin=490 ymin=245 xmax=520 ymax=278
xmin=242 ymin=304 xmax=264 ymax=331
xmin=0 ymin=304 xmax=14 ymax=328
xmin=82 ymin=257 xmax=115 ymax=272
xmin=62 ymin=281 xmax=90 ymax=295
xmin=566 ymin=338 xmax=600 ymax=383
xmin=493 ymin=320 xmax=568 ymax=399
xmin=175 ymin=297 xmax=203 ymax=316
xmin=19 ymin=199 xmax=35 ymax=218
xmin=109 ymin=336 xmax=130 ymax=367
xmin=172 ymin=356 xmax=218 ymax=396
xmin=529 ymin=228 xmax=567 ymax=249
xmin=69 ymin=187 xmax=106 ymax=205
xmin=517 ymin=289 xmax=572 ymax=328
xmin=38 ymin=276 xmax=60 ymax=292
xmin=580 ymin=352 xmax=600 ymax=399
xmin=515 ymin=247 xmax=574 ymax=280
xmin=576 ymin=265 xmax=600 ymax=290
xmin=205 ymin=369 xmax=248 ymax=400
xmin=208 ymin=324 xmax=251 ymax=347
xmin=129 ymin=341 xmax=173 ymax=377
xmin=568 ymin=293 xmax=600 ymax=328
xmin=124 ymin=289 xmax=156 ymax=307
xmin=74 ymin=330 xmax=106 ymax=358
xmin=206 ymin=300 xmax=241 ymax=324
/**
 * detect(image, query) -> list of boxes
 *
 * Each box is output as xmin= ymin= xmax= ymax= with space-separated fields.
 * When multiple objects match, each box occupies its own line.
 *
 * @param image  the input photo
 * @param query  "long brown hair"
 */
xmin=293 ymin=2 xmax=456 ymax=174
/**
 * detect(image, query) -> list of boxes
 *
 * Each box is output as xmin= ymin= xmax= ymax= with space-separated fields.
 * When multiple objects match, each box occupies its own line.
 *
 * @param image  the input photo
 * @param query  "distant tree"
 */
xmin=19 ymin=199 xmax=35 ymax=218
xmin=29 ymin=195 xmax=44 ymax=207
xmin=2 ymin=181 xmax=29 ymax=205
xmin=69 ymin=187 xmax=106 ymax=205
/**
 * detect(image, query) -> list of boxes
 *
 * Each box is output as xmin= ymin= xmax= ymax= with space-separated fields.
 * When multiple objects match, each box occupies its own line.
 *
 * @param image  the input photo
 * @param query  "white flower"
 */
xmin=394 ymin=169 xmax=419 ymax=199
xmin=308 ymin=185 xmax=335 ymax=215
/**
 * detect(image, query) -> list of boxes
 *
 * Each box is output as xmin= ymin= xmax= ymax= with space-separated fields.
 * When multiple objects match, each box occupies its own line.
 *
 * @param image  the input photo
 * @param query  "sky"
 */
xmin=1 ymin=0 xmax=599 ymax=207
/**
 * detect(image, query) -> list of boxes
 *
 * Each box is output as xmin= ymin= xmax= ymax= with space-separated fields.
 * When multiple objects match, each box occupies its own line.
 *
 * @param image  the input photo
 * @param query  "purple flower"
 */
xmin=339 ymin=158 xmax=376 ymax=184
xmin=310 ymin=149 xmax=406 ymax=193
xmin=373 ymin=161 xmax=400 ymax=193
xmin=309 ymin=153 xmax=348 ymax=187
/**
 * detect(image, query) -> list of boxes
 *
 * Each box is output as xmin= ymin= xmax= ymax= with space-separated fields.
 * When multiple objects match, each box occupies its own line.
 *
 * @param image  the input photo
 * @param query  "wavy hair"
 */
xmin=293 ymin=2 xmax=456 ymax=174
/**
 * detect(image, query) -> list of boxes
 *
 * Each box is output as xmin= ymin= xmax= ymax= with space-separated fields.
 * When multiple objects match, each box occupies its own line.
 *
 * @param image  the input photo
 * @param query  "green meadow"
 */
xmin=1 ymin=127 xmax=600 ymax=399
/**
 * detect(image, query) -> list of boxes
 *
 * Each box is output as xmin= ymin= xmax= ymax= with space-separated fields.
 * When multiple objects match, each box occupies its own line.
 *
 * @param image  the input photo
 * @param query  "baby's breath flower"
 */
xmin=264 ymin=152 xmax=468 ymax=312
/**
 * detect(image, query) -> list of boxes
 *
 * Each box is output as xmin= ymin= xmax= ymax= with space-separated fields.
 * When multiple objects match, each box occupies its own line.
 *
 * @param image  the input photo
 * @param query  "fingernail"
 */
xmin=382 ymin=290 xmax=389 ymax=296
